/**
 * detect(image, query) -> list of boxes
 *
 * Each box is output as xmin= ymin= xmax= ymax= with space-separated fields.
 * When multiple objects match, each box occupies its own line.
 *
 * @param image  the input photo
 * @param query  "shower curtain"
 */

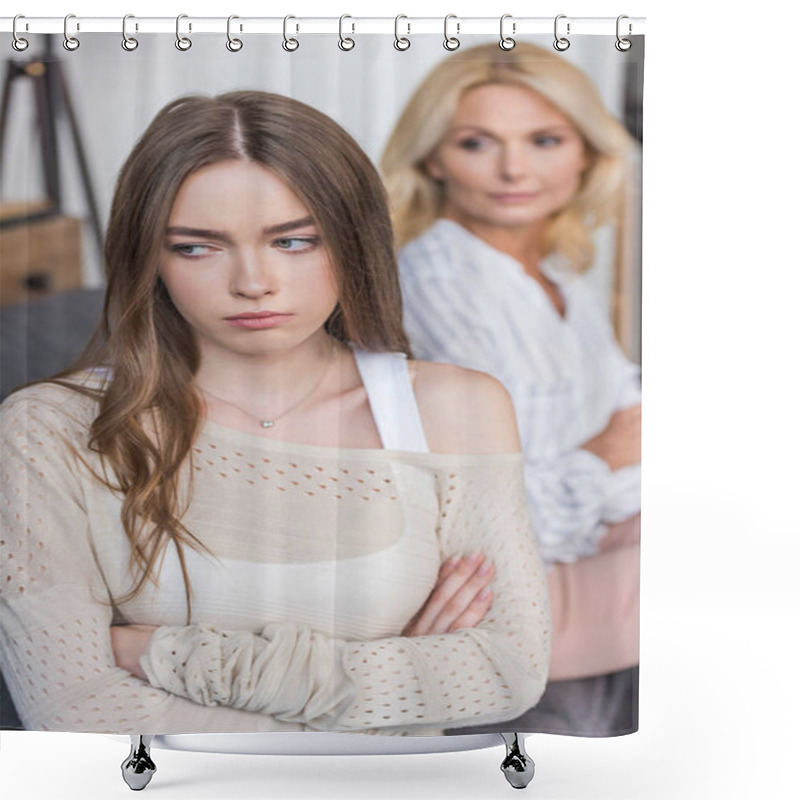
xmin=0 ymin=21 xmax=644 ymax=742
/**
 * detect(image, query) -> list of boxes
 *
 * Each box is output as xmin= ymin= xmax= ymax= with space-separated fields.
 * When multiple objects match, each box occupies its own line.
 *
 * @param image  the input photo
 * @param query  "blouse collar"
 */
xmin=430 ymin=218 xmax=574 ymax=286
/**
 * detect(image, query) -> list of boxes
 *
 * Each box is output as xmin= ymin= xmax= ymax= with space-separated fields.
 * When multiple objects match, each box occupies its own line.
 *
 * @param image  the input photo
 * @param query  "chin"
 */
xmin=477 ymin=211 xmax=548 ymax=230
xmin=462 ymin=202 xmax=544 ymax=226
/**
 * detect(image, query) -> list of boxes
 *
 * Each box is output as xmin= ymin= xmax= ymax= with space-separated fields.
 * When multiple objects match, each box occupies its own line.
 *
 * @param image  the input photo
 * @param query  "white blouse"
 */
xmin=399 ymin=219 xmax=641 ymax=564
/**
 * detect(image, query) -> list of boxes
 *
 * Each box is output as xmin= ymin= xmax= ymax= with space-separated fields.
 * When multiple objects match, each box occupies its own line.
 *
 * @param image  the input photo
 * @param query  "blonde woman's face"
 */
xmin=427 ymin=83 xmax=589 ymax=233
xmin=159 ymin=160 xmax=338 ymax=361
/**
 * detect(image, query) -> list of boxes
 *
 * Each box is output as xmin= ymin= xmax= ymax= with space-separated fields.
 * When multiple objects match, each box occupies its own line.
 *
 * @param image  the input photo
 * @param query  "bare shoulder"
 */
xmin=410 ymin=360 xmax=521 ymax=455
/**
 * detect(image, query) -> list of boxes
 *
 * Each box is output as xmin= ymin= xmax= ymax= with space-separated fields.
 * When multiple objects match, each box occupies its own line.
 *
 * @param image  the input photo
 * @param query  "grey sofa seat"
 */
xmin=0 ymin=287 xmax=105 ymax=401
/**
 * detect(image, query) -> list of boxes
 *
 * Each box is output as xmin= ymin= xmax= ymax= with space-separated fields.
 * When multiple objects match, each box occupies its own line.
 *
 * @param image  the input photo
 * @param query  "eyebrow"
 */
xmin=447 ymin=124 xmax=576 ymax=137
xmin=165 ymin=216 xmax=316 ymax=242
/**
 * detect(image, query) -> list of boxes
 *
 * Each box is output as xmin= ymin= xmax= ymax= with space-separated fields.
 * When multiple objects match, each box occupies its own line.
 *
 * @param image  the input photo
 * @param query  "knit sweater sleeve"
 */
xmin=0 ymin=388 xmax=303 ymax=734
xmin=140 ymin=455 xmax=551 ymax=733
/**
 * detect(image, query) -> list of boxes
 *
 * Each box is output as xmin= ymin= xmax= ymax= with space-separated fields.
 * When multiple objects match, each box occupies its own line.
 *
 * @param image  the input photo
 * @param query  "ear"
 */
xmin=579 ymin=142 xmax=594 ymax=174
xmin=422 ymin=151 xmax=446 ymax=182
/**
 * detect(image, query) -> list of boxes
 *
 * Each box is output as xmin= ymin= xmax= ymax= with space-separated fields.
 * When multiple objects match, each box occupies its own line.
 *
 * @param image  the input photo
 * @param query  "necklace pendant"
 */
xmin=260 ymin=419 xmax=275 ymax=429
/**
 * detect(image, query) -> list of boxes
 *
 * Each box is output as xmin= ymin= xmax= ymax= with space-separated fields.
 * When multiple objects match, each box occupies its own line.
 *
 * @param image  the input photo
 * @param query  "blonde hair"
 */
xmin=381 ymin=42 xmax=635 ymax=270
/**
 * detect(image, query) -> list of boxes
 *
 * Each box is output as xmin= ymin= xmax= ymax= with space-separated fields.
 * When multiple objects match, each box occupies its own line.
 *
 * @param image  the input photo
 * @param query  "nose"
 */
xmin=229 ymin=248 xmax=277 ymax=298
xmin=499 ymin=143 xmax=528 ymax=181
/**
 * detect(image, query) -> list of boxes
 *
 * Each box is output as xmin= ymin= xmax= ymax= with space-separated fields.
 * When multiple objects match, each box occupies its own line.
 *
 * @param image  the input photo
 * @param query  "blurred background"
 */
xmin=0 ymin=32 xmax=642 ymax=399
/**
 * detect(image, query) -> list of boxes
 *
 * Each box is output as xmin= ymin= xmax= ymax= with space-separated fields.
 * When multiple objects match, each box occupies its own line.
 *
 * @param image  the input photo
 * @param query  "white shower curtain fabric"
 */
xmin=0 ymin=30 xmax=644 ymax=738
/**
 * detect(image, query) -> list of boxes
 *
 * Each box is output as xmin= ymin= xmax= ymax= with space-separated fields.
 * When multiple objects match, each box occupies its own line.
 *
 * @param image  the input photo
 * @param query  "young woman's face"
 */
xmin=427 ymin=83 xmax=589 ymax=232
xmin=159 ymin=160 xmax=338 ymax=360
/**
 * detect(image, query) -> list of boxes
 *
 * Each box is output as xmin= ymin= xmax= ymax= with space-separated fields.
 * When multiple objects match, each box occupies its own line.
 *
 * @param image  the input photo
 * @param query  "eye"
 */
xmin=273 ymin=236 xmax=320 ymax=252
xmin=457 ymin=137 xmax=488 ymax=152
xmin=170 ymin=243 xmax=217 ymax=258
xmin=533 ymin=134 xmax=564 ymax=148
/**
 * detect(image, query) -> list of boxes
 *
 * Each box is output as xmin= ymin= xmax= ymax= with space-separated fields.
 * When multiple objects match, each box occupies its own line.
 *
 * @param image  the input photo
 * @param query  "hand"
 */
xmin=402 ymin=553 xmax=495 ymax=637
xmin=110 ymin=624 xmax=158 ymax=680
xmin=581 ymin=405 xmax=641 ymax=471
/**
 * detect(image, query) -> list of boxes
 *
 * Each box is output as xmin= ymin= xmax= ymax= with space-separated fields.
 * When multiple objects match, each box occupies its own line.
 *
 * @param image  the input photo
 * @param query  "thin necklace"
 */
xmin=199 ymin=340 xmax=337 ymax=430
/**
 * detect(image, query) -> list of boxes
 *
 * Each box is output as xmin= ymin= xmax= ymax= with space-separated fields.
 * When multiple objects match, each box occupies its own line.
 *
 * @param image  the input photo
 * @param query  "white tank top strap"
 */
xmin=352 ymin=348 xmax=430 ymax=453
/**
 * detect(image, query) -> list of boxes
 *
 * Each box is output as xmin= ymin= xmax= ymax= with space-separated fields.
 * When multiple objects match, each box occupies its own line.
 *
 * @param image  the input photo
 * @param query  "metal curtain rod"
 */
xmin=0 ymin=16 xmax=645 ymax=36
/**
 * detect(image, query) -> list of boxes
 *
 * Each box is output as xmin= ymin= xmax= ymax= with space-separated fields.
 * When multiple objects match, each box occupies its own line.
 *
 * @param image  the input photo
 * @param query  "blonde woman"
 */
xmin=0 ymin=91 xmax=550 ymax=735
xmin=382 ymin=43 xmax=641 ymax=730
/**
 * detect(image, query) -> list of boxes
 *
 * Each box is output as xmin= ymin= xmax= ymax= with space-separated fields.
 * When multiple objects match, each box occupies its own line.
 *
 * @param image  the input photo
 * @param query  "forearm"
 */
xmin=523 ymin=450 xmax=614 ymax=563
xmin=141 ymin=622 xmax=355 ymax=728
xmin=141 ymin=459 xmax=551 ymax=732
xmin=141 ymin=617 xmax=545 ymax=732
xmin=24 ymin=674 xmax=302 ymax=734
xmin=1 ymin=593 xmax=296 ymax=734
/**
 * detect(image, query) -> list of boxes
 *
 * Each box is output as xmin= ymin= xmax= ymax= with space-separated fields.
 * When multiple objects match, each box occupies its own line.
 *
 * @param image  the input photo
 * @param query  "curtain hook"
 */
xmin=282 ymin=15 xmax=299 ymax=51
xmin=499 ymin=14 xmax=516 ymax=51
xmin=175 ymin=14 xmax=192 ymax=51
xmin=616 ymin=15 xmax=632 ymax=52
xmin=553 ymin=14 xmax=570 ymax=52
xmin=12 ymin=15 xmax=29 ymax=51
xmin=394 ymin=14 xmax=410 ymax=51
xmin=339 ymin=14 xmax=355 ymax=51
xmin=63 ymin=13 xmax=80 ymax=51
xmin=122 ymin=14 xmax=139 ymax=51
xmin=443 ymin=14 xmax=460 ymax=51
xmin=226 ymin=15 xmax=243 ymax=52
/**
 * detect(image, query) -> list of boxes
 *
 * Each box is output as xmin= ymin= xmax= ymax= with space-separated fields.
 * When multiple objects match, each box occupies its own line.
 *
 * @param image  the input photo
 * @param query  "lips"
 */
xmin=225 ymin=311 xmax=288 ymax=320
xmin=224 ymin=311 xmax=294 ymax=329
xmin=488 ymin=192 xmax=541 ymax=202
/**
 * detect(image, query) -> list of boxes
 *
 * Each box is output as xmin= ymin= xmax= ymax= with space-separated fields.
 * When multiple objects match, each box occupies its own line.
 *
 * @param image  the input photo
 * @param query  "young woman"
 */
xmin=0 ymin=91 xmax=550 ymax=736
xmin=381 ymin=43 xmax=641 ymax=711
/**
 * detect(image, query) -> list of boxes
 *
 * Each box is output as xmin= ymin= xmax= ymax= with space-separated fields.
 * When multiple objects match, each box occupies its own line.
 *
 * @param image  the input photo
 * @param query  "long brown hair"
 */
xmin=381 ymin=42 xmax=635 ymax=270
xmin=36 ymin=91 xmax=410 ymax=619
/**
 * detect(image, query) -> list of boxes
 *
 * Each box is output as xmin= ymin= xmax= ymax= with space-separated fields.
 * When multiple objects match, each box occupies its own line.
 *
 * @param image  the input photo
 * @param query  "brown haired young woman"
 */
xmin=0 ymin=91 xmax=549 ymax=735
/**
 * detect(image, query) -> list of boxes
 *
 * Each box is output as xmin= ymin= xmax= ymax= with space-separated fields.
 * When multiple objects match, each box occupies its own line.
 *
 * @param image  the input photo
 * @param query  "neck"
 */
xmin=442 ymin=209 xmax=547 ymax=280
xmin=194 ymin=330 xmax=337 ymax=409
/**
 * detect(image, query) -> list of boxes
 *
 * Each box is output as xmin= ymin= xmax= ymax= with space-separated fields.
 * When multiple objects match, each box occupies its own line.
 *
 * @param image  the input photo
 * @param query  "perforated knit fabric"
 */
xmin=1 ymin=380 xmax=550 ymax=734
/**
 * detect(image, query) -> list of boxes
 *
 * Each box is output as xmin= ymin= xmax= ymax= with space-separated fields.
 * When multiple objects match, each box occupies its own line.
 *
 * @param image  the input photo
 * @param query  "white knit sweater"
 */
xmin=0 ymin=378 xmax=550 ymax=735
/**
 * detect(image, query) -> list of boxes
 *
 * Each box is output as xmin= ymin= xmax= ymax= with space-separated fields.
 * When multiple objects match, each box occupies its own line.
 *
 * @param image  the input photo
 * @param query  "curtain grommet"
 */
xmin=11 ymin=14 xmax=29 ymax=53
xmin=12 ymin=15 xmax=29 ymax=51
xmin=338 ymin=14 xmax=355 ymax=51
xmin=553 ymin=14 xmax=570 ymax=52
xmin=394 ymin=15 xmax=411 ymax=51
xmin=63 ymin=13 xmax=80 ymax=51
xmin=282 ymin=15 xmax=299 ymax=52
xmin=443 ymin=14 xmax=460 ymax=51
xmin=175 ymin=14 xmax=192 ymax=51
xmin=615 ymin=15 xmax=632 ymax=52
xmin=499 ymin=14 xmax=515 ymax=51
xmin=226 ymin=15 xmax=243 ymax=52
xmin=121 ymin=14 xmax=139 ymax=51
